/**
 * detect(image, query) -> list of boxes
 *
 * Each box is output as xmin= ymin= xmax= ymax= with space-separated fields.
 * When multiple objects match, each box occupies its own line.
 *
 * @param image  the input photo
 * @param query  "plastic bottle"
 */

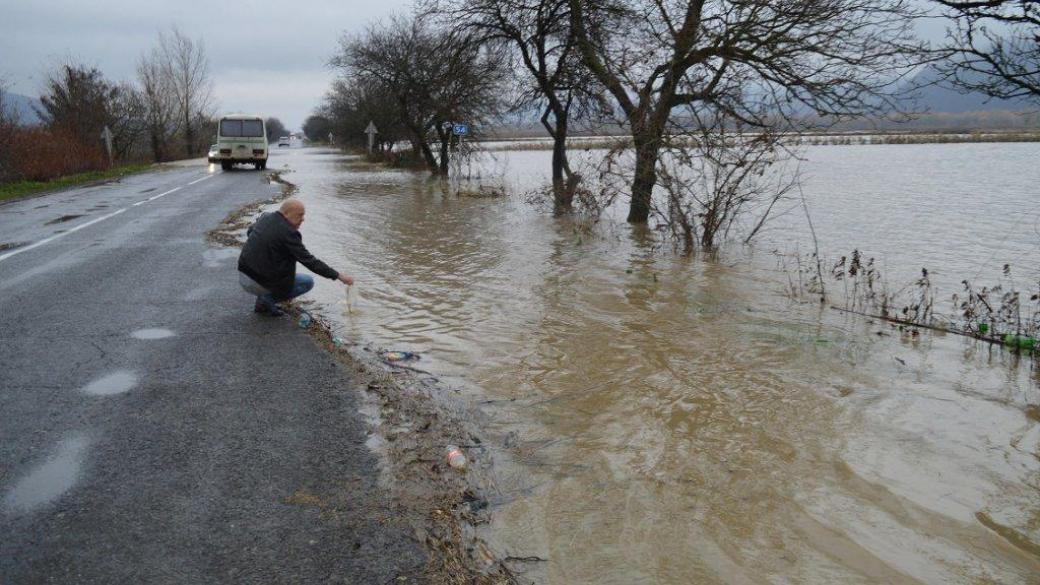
xmin=445 ymin=445 xmax=467 ymax=470
xmin=298 ymin=311 xmax=312 ymax=328
xmin=345 ymin=285 xmax=358 ymax=314
xmin=332 ymin=335 xmax=345 ymax=347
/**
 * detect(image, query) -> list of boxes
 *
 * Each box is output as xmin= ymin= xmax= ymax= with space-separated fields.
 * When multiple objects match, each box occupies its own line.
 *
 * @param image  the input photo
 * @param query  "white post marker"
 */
xmin=365 ymin=121 xmax=379 ymax=154
xmin=100 ymin=126 xmax=113 ymax=168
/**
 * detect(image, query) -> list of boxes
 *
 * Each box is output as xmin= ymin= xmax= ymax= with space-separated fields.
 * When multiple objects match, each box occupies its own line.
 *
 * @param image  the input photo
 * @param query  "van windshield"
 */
xmin=220 ymin=119 xmax=264 ymax=138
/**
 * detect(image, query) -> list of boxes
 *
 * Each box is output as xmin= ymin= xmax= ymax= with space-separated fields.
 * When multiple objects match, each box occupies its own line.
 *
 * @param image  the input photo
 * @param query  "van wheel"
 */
xmin=259 ymin=160 xmax=267 ymax=171
xmin=221 ymin=161 xmax=232 ymax=171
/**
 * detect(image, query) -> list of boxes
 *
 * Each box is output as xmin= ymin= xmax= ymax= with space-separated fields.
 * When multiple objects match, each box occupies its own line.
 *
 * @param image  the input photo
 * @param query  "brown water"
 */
xmin=278 ymin=146 xmax=1040 ymax=584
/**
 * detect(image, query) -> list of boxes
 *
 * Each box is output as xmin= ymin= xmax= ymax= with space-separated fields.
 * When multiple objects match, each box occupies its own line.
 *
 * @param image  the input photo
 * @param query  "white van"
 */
xmin=213 ymin=114 xmax=268 ymax=170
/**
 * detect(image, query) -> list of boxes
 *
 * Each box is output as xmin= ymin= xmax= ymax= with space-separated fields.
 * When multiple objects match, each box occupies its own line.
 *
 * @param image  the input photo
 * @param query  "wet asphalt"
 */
xmin=0 ymin=156 xmax=425 ymax=583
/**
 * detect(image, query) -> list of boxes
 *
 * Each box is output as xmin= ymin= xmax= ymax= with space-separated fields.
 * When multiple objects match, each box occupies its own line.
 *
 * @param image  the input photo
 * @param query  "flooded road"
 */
xmin=283 ymin=145 xmax=1039 ymax=584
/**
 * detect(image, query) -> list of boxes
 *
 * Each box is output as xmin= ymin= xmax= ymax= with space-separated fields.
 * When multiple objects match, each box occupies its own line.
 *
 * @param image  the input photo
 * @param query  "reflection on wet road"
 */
xmin=290 ymin=147 xmax=1039 ymax=584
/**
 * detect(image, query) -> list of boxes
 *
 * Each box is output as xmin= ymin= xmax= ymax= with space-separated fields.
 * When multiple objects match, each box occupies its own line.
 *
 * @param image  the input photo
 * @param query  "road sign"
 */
xmin=365 ymin=121 xmax=379 ymax=154
xmin=452 ymin=123 xmax=468 ymax=136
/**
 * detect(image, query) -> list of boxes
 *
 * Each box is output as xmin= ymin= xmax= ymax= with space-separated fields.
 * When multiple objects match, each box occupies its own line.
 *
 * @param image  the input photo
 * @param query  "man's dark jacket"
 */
xmin=237 ymin=212 xmax=338 ymax=301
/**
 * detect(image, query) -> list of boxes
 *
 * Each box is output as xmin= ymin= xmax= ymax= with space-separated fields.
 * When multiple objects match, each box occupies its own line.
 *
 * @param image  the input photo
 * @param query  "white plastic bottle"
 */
xmin=345 ymin=284 xmax=358 ymax=314
xmin=445 ymin=445 xmax=467 ymax=470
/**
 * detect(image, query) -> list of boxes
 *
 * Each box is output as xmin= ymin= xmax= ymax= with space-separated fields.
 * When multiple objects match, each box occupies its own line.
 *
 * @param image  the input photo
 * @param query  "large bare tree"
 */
xmin=331 ymin=16 xmax=507 ymax=176
xmin=37 ymin=63 xmax=144 ymax=161
xmin=160 ymin=27 xmax=213 ymax=157
xmin=933 ymin=0 xmax=1040 ymax=101
xmin=424 ymin=0 xmax=606 ymax=213
xmin=568 ymin=0 xmax=926 ymax=223
xmin=137 ymin=45 xmax=179 ymax=162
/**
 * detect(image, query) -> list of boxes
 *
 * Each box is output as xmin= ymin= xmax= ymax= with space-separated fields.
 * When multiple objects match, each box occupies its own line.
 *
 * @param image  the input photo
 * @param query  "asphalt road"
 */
xmin=0 ymin=157 xmax=425 ymax=583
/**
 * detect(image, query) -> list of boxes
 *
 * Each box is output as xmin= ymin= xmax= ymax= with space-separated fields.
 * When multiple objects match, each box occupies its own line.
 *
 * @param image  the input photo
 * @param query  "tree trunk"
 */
xmin=184 ymin=110 xmax=195 ymax=157
xmin=149 ymin=130 xmax=164 ymax=163
xmin=550 ymin=118 xmax=573 ymax=215
xmin=419 ymin=140 xmax=438 ymax=173
xmin=438 ymin=134 xmax=450 ymax=176
xmin=629 ymin=135 xmax=660 ymax=223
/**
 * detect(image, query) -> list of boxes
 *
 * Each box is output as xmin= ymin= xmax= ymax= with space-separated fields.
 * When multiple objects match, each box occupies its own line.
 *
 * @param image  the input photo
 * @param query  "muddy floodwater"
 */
xmin=280 ymin=145 xmax=1039 ymax=584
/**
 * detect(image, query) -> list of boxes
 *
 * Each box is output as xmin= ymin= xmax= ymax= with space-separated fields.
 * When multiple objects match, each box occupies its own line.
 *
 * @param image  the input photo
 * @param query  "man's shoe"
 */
xmin=254 ymin=299 xmax=285 ymax=316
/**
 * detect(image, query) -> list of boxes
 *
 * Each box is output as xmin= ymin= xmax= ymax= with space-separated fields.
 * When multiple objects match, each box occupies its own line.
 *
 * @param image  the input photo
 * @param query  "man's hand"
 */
xmin=338 ymin=273 xmax=354 ymax=286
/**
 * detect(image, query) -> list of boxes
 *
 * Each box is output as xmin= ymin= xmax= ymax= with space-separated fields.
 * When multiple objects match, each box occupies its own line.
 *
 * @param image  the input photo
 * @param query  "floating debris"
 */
xmin=380 ymin=349 xmax=420 ymax=360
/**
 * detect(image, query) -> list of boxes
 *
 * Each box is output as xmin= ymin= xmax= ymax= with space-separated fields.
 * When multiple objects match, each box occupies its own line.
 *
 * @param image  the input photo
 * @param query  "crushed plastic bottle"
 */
xmin=445 ymin=445 xmax=467 ymax=470
xmin=298 ymin=311 xmax=312 ymax=328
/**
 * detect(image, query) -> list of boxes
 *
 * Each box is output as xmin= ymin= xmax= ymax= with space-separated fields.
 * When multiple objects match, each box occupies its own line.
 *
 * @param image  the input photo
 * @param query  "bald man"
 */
xmin=237 ymin=199 xmax=353 ymax=316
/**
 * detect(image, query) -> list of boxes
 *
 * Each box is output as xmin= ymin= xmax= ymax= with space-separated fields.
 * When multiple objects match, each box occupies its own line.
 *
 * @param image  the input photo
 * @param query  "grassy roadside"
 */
xmin=0 ymin=163 xmax=155 ymax=203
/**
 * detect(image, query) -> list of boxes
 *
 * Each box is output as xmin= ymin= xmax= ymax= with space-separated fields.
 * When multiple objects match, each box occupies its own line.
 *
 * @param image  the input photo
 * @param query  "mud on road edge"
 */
xmin=208 ymin=171 xmax=524 ymax=585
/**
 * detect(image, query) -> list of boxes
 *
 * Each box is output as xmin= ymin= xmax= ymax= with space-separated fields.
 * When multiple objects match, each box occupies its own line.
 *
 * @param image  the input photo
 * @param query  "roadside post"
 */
xmin=365 ymin=121 xmax=379 ymax=154
xmin=100 ymin=126 xmax=113 ymax=168
xmin=452 ymin=123 xmax=468 ymax=178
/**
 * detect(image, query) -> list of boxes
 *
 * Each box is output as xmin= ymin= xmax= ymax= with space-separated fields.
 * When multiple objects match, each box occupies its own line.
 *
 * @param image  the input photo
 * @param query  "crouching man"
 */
xmin=238 ymin=199 xmax=353 ymax=316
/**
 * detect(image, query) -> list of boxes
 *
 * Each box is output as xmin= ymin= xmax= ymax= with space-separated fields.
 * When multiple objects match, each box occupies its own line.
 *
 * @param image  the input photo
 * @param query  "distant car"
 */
xmin=207 ymin=144 xmax=219 ymax=163
xmin=277 ymin=136 xmax=290 ymax=147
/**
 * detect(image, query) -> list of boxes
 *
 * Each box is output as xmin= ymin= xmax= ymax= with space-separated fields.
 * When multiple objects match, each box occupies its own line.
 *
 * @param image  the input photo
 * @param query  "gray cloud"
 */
xmin=0 ymin=0 xmax=413 ymax=129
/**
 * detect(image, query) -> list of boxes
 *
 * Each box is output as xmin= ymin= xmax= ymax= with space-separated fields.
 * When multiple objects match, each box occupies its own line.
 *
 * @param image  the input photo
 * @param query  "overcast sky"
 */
xmin=2 ymin=1 xmax=955 ymax=131
xmin=0 ymin=0 xmax=414 ymax=130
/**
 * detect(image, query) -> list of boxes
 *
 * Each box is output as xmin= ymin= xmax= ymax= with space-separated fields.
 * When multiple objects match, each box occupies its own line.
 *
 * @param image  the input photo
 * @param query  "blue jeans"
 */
xmin=258 ymin=274 xmax=314 ymax=307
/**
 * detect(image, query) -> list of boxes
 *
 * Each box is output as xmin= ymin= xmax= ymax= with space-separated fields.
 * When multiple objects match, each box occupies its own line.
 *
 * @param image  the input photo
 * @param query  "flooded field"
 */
xmin=274 ymin=144 xmax=1039 ymax=584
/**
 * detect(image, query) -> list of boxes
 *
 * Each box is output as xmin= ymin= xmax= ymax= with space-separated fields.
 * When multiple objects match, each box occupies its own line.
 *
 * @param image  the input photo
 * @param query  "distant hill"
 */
xmin=1 ymin=91 xmax=42 ymax=125
xmin=905 ymin=66 xmax=1032 ymax=114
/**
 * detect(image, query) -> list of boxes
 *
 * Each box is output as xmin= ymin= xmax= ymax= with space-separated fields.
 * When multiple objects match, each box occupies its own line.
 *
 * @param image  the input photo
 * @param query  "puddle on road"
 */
xmin=202 ymin=247 xmax=238 ymax=268
xmin=131 ymin=328 xmax=175 ymax=340
xmin=44 ymin=214 xmax=84 ymax=225
xmin=2 ymin=435 xmax=90 ymax=514
xmin=184 ymin=286 xmax=217 ymax=301
xmin=80 ymin=370 xmax=137 ymax=396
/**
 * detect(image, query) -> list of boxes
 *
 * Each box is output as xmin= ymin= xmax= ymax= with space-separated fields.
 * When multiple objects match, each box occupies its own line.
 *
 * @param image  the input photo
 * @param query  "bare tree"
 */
xmin=137 ymin=45 xmax=179 ymax=162
xmin=568 ymin=0 xmax=926 ymax=223
xmin=331 ymin=16 xmax=507 ymax=176
xmin=108 ymin=82 xmax=146 ymax=161
xmin=654 ymin=110 xmax=796 ymax=253
xmin=0 ymin=78 xmax=17 ymax=183
xmin=302 ymin=114 xmax=333 ymax=143
xmin=265 ymin=117 xmax=288 ymax=143
xmin=933 ymin=0 xmax=1040 ymax=101
xmin=424 ymin=0 xmax=607 ymax=214
xmin=37 ymin=62 xmax=144 ymax=161
xmin=323 ymin=80 xmax=406 ymax=153
xmin=160 ymin=27 xmax=213 ymax=157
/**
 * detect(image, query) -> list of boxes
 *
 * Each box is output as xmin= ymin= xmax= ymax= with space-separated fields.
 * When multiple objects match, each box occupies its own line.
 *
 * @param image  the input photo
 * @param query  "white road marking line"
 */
xmin=0 ymin=208 xmax=127 ymax=262
xmin=147 ymin=186 xmax=180 ymax=202
xmin=0 ymin=175 xmax=214 ymax=264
